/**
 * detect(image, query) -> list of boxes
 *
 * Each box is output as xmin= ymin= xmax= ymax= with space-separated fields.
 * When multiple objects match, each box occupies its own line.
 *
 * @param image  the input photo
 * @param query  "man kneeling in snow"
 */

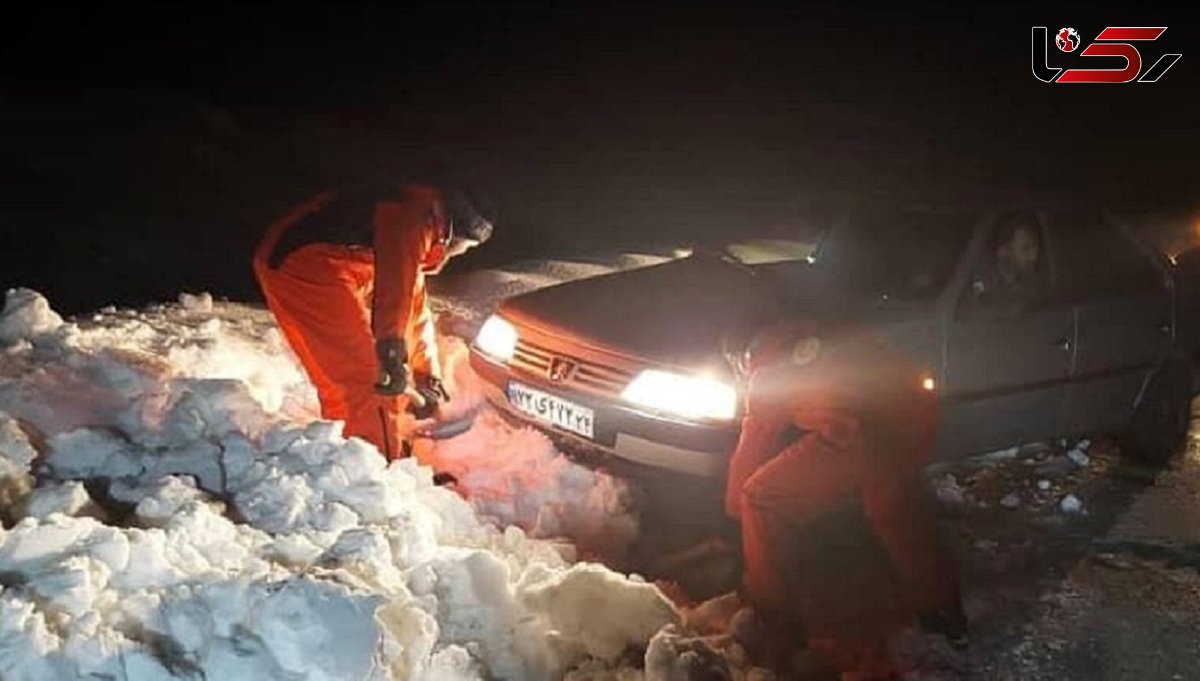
xmin=253 ymin=172 xmax=494 ymax=459
xmin=725 ymin=321 xmax=965 ymax=679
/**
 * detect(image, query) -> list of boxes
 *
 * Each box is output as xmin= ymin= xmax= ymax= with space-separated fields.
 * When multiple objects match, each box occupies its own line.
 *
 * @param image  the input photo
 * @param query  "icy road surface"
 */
xmin=0 ymin=254 xmax=762 ymax=680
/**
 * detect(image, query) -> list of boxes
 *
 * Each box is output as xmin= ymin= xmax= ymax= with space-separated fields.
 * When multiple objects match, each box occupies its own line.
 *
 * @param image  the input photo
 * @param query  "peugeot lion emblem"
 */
xmin=548 ymin=357 xmax=576 ymax=383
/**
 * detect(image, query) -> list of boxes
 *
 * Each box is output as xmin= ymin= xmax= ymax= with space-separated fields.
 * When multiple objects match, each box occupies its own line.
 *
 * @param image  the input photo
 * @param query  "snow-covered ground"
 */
xmin=0 ymin=253 xmax=756 ymax=680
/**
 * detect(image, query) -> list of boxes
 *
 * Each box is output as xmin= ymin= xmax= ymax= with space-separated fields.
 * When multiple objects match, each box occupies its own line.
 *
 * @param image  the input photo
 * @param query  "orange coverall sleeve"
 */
xmin=405 ymin=275 xmax=440 ymax=379
xmin=371 ymin=187 xmax=437 ymax=350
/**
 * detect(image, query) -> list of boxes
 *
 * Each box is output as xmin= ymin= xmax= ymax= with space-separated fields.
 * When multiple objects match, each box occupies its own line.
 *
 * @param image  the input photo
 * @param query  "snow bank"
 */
xmin=0 ymin=291 xmax=682 ymax=679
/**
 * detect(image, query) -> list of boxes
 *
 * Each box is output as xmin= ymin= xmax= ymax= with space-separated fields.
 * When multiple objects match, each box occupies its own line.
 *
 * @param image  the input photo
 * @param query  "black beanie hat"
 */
xmin=442 ymin=184 xmax=495 ymax=244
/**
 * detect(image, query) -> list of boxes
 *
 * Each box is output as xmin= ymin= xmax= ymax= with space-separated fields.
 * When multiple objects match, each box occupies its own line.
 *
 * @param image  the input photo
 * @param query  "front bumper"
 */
xmin=470 ymin=350 xmax=738 ymax=477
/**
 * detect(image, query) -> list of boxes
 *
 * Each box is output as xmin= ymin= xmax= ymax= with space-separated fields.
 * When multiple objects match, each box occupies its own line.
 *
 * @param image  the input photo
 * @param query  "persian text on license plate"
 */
xmin=506 ymin=382 xmax=595 ymax=439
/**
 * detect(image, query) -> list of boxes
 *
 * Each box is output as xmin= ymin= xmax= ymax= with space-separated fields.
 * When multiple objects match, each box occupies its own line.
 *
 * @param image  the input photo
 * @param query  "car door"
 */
xmin=936 ymin=211 xmax=1076 ymax=458
xmin=1049 ymin=211 xmax=1174 ymax=435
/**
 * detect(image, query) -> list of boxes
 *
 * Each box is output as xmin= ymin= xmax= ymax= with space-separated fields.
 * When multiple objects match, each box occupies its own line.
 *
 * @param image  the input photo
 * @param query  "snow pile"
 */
xmin=0 ymin=504 xmax=382 ymax=680
xmin=0 ymin=283 xmax=638 ymax=551
xmin=0 ymin=287 xmax=64 ymax=344
xmin=0 ymin=297 xmax=313 ymax=436
xmin=0 ymin=292 xmax=682 ymax=679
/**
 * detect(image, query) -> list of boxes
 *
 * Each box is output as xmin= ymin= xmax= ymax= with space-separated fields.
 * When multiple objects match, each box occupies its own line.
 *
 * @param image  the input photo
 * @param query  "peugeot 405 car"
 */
xmin=469 ymin=207 xmax=1200 ymax=476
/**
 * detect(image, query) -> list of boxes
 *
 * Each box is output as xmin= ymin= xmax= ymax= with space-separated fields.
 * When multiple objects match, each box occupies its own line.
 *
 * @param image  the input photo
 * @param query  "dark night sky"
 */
xmin=2 ymin=3 xmax=1197 ymax=313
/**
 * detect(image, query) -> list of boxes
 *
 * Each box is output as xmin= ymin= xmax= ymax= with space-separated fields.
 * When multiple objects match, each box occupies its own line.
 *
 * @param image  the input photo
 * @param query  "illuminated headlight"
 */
xmin=474 ymin=315 xmax=517 ymax=362
xmin=620 ymin=369 xmax=739 ymax=421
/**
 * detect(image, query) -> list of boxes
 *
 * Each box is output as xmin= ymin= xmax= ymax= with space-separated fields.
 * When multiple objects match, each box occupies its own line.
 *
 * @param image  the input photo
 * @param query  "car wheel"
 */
xmin=1122 ymin=358 xmax=1194 ymax=466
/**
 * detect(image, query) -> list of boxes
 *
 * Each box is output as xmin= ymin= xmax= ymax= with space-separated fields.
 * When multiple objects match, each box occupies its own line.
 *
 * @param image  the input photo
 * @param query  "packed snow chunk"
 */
xmin=45 ymin=427 xmax=142 ymax=480
xmin=21 ymin=480 xmax=100 ymax=520
xmin=140 ymin=439 xmax=226 ymax=494
xmin=126 ymin=476 xmax=221 ymax=527
xmin=423 ymin=644 xmax=486 ymax=681
xmin=1060 ymin=494 xmax=1084 ymax=514
xmin=0 ymin=514 xmax=110 ymax=574
xmin=232 ymin=579 xmax=384 ymax=679
xmin=0 ymin=595 xmax=78 ymax=679
xmin=0 ymin=288 xmax=64 ymax=343
xmin=178 ymin=291 xmax=214 ymax=314
xmin=0 ymin=411 xmax=39 ymax=515
xmin=372 ymin=587 xmax=442 ymax=680
xmin=1066 ymin=447 xmax=1090 ymax=468
xmin=973 ymin=446 xmax=1019 ymax=466
xmin=0 ymin=411 xmax=39 ymax=469
xmin=519 ymin=562 xmax=682 ymax=662
xmin=643 ymin=625 xmax=743 ymax=681
xmin=135 ymin=378 xmax=274 ymax=449
xmin=107 ymin=577 xmax=392 ymax=681
xmin=424 ymin=550 xmax=528 ymax=678
xmin=227 ymin=431 xmax=408 ymax=538
xmin=931 ymin=473 xmax=965 ymax=506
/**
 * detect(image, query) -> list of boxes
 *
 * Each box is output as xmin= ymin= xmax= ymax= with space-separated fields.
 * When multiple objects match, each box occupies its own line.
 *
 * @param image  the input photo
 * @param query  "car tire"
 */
xmin=1122 ymin=357 xmax=1194 ymax=467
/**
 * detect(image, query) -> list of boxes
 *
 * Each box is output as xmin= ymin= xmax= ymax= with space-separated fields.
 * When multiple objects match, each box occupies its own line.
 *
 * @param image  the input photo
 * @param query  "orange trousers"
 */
xmin=739 ymin=417 xmax=959 ymax=677
xmin=255 ymin=243 xmax=409 ymax=459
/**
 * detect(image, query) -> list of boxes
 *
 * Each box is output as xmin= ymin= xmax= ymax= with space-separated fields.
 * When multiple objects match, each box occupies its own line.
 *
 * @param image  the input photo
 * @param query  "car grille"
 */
xmin=511 ymin=338 xmax=634 ymax=396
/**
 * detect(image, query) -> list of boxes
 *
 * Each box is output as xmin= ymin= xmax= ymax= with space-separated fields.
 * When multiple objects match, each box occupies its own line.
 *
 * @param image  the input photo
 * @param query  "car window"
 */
xmin=1050 ymin=211 xmax=1162 ymax=302
xmin=960 ymin=212 xmax=1050 ymax=318
xmin=809 ymin=208 xmax=974 ymax=302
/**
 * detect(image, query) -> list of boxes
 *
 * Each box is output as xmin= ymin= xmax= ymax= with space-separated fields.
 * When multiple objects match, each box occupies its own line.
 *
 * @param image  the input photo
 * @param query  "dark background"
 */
xmin=2 ymin=3 xmax=1197 ymax=314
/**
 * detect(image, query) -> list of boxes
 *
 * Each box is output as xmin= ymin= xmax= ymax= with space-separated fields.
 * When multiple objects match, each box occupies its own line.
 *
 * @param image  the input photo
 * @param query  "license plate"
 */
xmin=506 ymin=381 xmax=595 ymax=439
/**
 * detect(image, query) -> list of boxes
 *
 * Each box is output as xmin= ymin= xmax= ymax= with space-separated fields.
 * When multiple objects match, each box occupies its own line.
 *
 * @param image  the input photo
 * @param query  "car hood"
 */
xmin=498 ymin=255 xmax=784 ymax=369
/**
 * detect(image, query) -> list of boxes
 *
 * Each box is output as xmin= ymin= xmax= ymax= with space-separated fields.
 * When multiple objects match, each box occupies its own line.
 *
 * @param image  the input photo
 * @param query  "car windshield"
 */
xmin=809 ymin=209 xmax=975 ymax=301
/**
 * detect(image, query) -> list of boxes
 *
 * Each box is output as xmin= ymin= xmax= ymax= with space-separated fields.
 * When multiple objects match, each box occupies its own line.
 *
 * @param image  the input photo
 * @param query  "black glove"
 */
xmin=374 ymin=337 xmax=409 ymax=395
xmin=409 ymin=373 xmax=450 ymax=419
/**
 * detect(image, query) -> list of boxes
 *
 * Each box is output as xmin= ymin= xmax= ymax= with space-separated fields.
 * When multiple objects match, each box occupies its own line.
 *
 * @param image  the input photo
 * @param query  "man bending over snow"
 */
xmin=253 ymin=172 xmax=494 ymax=459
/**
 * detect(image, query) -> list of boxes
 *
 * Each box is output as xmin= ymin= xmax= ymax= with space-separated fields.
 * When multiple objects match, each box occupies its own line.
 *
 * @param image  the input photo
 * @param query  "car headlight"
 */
xmin=620 ymin=369 xmax=739 ymax=421
xmin=474 ymin=315 xmax=517 ymax=362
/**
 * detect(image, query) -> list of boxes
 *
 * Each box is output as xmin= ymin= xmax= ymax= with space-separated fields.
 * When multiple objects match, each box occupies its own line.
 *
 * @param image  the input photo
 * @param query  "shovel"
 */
xmin=405 ymin=392 xmax=482 ymax=488
xmin=401 ymin=383 xmax=480 ymax=441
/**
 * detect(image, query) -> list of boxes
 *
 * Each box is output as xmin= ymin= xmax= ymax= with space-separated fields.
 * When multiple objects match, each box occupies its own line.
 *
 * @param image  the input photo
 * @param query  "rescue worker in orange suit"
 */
xmin=253 ymin=178 xmax=494 ymax=460
xmin=726 ymin=321 xmax=965 ymax=679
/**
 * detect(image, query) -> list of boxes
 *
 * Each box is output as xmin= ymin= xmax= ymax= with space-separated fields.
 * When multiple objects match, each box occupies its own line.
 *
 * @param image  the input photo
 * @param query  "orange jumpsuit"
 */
xmin=252 ymin=184 xmax=445 ymax=459
xmin=726 ymin=327 xmax=959 ymax=677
